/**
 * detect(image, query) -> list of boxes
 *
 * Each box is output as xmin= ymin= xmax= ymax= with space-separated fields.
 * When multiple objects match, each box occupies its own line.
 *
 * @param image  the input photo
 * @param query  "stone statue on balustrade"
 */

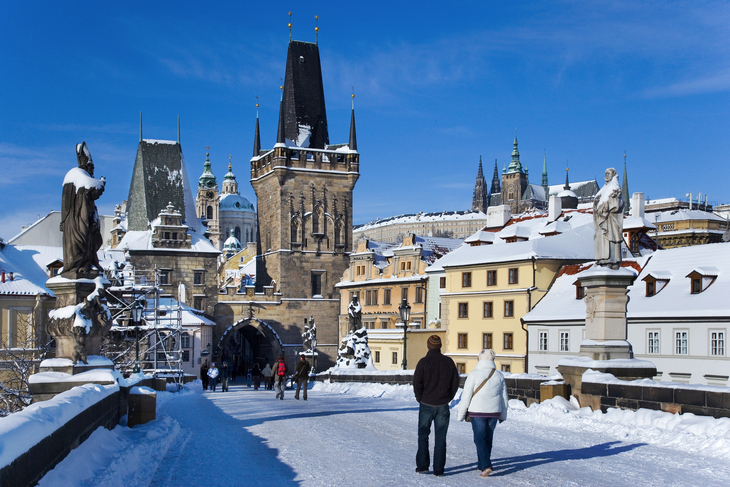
xmin=593 ymin=168 xmax=624 ymax=270
xmin=60 ymin=141 xmax=106 ymax=279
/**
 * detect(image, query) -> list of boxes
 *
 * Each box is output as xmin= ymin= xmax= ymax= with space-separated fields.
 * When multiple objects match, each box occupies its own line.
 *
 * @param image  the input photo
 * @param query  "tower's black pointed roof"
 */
xmin=278 ymin=41 xmax=329 ymax=149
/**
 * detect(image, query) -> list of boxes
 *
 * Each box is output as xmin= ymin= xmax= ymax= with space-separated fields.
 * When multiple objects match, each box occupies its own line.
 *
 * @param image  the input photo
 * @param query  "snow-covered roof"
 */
xmin=648 ymin=209 xmax=726 ymax=224
xmin=525 ymin=242 xmax=730 ymax=322
xmin=623 ymin=216 xmax=657 ymax=231
xmin=117 ymin=230 xmax=219 ymax=253
xmin=464 ymin=230 xmax=495 ymax=244
xmin=429 ymin=212 xmax=597 ymax=271
xmin=0 ymin=244 xmax=61 ymax=296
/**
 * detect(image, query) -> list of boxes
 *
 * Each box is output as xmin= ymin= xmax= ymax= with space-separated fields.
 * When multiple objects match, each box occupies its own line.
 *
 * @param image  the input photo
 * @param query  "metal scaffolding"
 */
xmin=104 ymin=263 xmax=184 ymax=389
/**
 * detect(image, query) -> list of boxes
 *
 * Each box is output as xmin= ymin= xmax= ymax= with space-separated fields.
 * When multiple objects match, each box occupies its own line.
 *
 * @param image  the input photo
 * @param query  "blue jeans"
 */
xmin=416 ymin=403 xmax=450 ymax=474
xmin=471 ymin=417 xmax=498 ymax=471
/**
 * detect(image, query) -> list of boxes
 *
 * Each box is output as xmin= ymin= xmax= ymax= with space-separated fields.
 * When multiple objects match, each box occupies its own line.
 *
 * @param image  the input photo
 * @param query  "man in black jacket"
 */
xmin=413 ymin=335 xmax=459 ymax=477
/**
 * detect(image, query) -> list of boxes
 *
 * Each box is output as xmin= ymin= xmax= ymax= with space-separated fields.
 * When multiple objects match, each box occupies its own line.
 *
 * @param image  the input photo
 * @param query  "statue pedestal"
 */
xmin=45 ymin=276 xmax=111 ymax=368
xmin=577 ymin=267 xmax=636 ymax=360
xmin=558 ymin=266 xmax=656 ymax=407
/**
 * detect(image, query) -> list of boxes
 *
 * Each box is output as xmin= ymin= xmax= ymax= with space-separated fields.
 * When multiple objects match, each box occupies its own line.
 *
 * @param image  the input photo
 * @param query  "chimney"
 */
xmin=630 ymin=193 xmax=645 ymax=219
xmin=1 ymin=270 xmax=4 ymax=283
xmin=548 ymin=195 xmax=562 ymax=222
xmin=487 ymin=205 xmax=511 ymax=228
xmin=9 ymin=272 xmax=14 ymax=281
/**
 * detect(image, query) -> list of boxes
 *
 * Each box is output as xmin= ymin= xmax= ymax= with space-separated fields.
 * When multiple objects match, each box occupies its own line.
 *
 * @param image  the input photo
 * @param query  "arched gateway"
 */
xmin=214 ymin=318 xmax=283 ymax=371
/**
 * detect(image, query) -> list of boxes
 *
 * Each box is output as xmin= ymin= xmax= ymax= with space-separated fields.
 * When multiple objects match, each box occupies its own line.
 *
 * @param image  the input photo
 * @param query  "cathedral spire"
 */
xmin=472 ymin=156 xmax=488 ymax=212
xmin=491 ymin=159 xmax=501 ymax=194
xmin=349 ymin=93 xmax=357 ymax=151
xmin=253 ymin=101 xmax=261 ymax=157
xmin=541 ymin=150 xmax=548 ymax=197
xmin=507 ymin=132 xmax=524 ymax=173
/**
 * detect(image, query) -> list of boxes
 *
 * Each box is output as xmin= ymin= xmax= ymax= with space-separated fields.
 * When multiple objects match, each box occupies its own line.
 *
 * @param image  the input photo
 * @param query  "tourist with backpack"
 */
xmin=272 ymin=354 xmax=287 ymax=400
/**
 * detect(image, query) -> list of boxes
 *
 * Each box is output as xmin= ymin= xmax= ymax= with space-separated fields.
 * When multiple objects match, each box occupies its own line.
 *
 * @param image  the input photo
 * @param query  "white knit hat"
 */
xmin=478 ymin=349 xmax=496 ymax=361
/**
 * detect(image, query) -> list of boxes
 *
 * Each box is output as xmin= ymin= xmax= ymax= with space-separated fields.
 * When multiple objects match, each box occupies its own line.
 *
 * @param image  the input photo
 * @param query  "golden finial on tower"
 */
xmin=315 ymin=15 xmax=319 ymax=44
xmin=229 ymin=154 xmax=232 ymax=172
xmin=352 ymin=87 xmax=355 ymax=109
xmin=288 ymin=11 xmax=292 ymax=42
xmin=255 ymin=96 xmax=259 ymax=117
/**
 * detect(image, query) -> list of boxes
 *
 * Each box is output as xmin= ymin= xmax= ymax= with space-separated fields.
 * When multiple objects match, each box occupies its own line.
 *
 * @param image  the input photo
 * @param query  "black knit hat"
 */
xmin=427 ymin=335 xmax=442 ymax=350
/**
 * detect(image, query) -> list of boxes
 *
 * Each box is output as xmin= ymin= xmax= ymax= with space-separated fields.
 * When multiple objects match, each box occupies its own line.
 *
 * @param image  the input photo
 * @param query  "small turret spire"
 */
xmin=139 ymin=112 xmax=143 ymax=142
xmin=564 ymin=167 xmax=570 ymax=190
xmin=177 ymin=115 xmax=180 ymax=144
xmin=349 ymin=91 xmax=357 ymax=151
xmin=198 ymin=146 xmax=217 ymax=189
xmin=288 ymin=12 xmax=292 ymax=42
xmin=253 ymin=99 xmax=261 ymax=157
xmin=541 ymin=150 xmax=548 ymax=199
xmin=491 ymin=159 xmax=501 ymax=194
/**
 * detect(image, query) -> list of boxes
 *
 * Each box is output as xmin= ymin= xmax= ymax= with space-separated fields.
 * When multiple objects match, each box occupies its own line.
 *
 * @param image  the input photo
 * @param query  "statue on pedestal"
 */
xmin=347 ymin=295 xmax=362 ymax=332
xmin=60 ymin=142 xmax=106 ymax=279
xmin=593 ymin=168 xmax=624 ymax=270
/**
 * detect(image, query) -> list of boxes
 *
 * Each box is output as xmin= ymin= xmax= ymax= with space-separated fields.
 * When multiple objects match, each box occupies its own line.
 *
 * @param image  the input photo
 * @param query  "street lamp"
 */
xmin=399 ymin=298 xmax=411 ymax=370
xmin=131 ymin=300 xmax=144 ymax=373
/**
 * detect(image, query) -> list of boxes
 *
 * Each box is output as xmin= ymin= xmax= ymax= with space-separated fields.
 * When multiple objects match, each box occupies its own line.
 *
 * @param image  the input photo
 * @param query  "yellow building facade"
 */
xmin=441 ymin=258 xmax=564 ymax=374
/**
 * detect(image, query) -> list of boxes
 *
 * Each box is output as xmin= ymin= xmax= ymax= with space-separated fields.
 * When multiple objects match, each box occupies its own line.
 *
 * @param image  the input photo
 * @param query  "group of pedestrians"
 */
xmin=413 ymin=335 xmax=508 ymax=478
xmin=199 ymin=355 xmax=313 ymax=400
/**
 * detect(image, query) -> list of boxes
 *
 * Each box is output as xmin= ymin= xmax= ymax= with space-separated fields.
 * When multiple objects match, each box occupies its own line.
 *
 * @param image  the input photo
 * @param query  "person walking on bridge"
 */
xmin=272 ymin=355 xmax=287 ymax=400
xmin=413 ymin=335 xmax=459 ymax=477
xmin=294 ymin=355 xmax=312 ymax=400
xmin=207 ymin=363 xmax=220 ymax=392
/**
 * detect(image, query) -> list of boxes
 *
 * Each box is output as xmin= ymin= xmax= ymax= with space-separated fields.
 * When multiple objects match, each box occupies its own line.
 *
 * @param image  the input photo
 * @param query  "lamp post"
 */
xmin=399 ymin=298 xmax=411 ymax=370
xmin=131 ymin=300 xmax=144 ymax=373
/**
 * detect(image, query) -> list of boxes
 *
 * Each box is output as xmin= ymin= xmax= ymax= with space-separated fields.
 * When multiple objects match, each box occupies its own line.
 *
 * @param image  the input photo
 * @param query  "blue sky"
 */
xmin=1 ymin=1 xmax=729 ymax=240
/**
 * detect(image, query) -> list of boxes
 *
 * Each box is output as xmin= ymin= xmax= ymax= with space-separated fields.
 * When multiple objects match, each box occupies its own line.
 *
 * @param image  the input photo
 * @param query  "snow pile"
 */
xmin=37 ymin=415 xmax=180 ymax=487
xmin=510 ymin=396 xmax=730 ymax=458
xmin=0 ymin=383 xmax=119 ymax=469
xmin=312 ymin=380 xmax=414 ymax=401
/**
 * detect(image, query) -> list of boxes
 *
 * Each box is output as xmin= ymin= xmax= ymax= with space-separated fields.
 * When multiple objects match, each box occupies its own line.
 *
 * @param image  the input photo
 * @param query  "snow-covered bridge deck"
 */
xmin=38 ymin=381 xmax=730 ymax=486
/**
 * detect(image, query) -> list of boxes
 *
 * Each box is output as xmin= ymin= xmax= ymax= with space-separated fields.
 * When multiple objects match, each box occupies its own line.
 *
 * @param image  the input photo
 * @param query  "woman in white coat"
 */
xmin=457 ymin=349 xmax=509 ymax=477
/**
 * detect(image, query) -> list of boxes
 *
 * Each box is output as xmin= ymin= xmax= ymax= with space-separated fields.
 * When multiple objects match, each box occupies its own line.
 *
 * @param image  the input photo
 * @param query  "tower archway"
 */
xmin=215 ymin=318 xmax=283 ymax=372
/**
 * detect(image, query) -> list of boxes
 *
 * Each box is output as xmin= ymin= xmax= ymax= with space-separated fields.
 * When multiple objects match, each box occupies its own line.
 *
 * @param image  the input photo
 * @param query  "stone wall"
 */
xmin=0 ymin=391 xmax=119 ymax=487
xmin=581 ymin=380 xmax=730 ymax=418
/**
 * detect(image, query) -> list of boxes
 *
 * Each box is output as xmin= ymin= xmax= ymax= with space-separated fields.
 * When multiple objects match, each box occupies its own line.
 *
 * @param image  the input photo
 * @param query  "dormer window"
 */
xmin=575 ymin=283 xmax=585 ymax=299
xmin=642 ymin=272 xmax=671 ymax=297
xmin=686 ymin=268 xmax=718 ymax=294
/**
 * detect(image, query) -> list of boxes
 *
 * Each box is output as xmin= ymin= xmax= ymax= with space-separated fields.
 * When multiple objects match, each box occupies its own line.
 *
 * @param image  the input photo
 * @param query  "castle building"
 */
xmin=213 ymin=38 xmax=359 ymax=371
xmin=487 ymin=135 xmax=548 ymax=213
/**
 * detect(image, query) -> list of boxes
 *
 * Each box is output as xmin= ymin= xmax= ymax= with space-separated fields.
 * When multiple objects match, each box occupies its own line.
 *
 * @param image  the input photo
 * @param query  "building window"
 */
xmin=183 ymin=350 xmax=190 ymax=362
xmin=504 ymin=300 xmax=514 ymax=317
xmin=560 ymin=332 xmax=569 ymax=352
xmin=646 ymin=280 xmax=655 ymax=297
xmin=206 ymin=205 xmax=213 ymax=220
xmin=456 ymin=363 xmax=466 ymax=374
xmin=194 ymin=297 xmax=203 ymax=310
xmin=392 ymin=352 xmax=398 ymax=365
xmin=365 ymin=289 xmax=378 ymax=306
xmin=194 ymin=271 xmax=203 ymax=286
xmin=691 ymin=278 xmax=701 ymax=294
xmin=311 ymin=272 xmax=323 ymax=297
xmin=462 ymin=272 xmax=472 ymax=287
xmin=458 ymin=333 xmax=468 ymax=349
xmin=487 ymin=270 xmax=497 ymax=286
xmin=576 ymin=284 xmax=585 ymax=299
xmin=364 ymin=321 xmax=376 ymax=329
xmin=675 ymin=331 xmax=688 ymax=355
xmin=181 ymin=333 xmax=190 ymax=349
xmin=483 ymin=333 xmax=492 ymax=350
xmin=647 ymin=331 xmax=660 ymax=354
xmin=160 ymin=270 xmax=170 ymax=285
xmin=501 ymin=364 xmax=511 ymax=373
xmin=383 ymin=289 xmax=391 ymax=305
xmin=458 ymin=302 xmax=468 ymax=318
xmin=483 ymin=301 xmax=493 ymax=318
xmin=439 ymin=277 xmax=446 ymax=288
xmin=508 ymin=268 xmax=519 ymax=284
xmin=503 ymin=332 xmax=513 ymax=350
xmin=401 ymin=287 xmax=408 ymax=301
xmin=375 ymin=351 xmax=381 ymax=363
xmin=539 ymin=331 xmax=548 ymax=351
xmin=711 ymin=331 xmax=725 ymax=356
xmin=164 ymin=231 xmax=171 ymax=240
xmin=415 ymin=287 xmax=424 ymax=304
